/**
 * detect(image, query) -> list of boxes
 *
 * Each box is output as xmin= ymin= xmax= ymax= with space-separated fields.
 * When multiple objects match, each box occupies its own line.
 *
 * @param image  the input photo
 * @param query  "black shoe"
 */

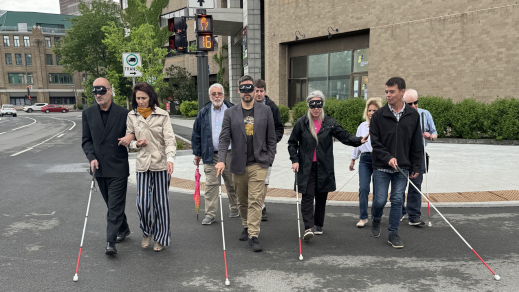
xmin=371 ymin=220 xmax=381 ymax=238
xmin=409 ymin=219 xmax=425 ymax=226
xmin=388 ymin=233 xmax=404 ymax=248
xmin=239 ymin=228 xmax=248 ymax=241
xmin=116 ymin=229 xmax=131 ymax=243
xmin=105 ymin=242 xmax=117 ymax=255
xmin=248 ymin=236 xmax=262 ymax=252
xmin=261 ymin=207 xmax=268 ymax=221
xmin=314 ymin=226 xmax=323 ymax=235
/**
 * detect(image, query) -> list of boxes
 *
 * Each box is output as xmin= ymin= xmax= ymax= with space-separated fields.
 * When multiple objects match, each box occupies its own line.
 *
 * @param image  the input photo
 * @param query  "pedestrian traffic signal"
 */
xmin=168 ymin=17 xmax=188 ymax=53
xmin=27 ymin=85 xmax=31 ymax=100
xmin=195 ymin=15 xmax=214 ymax=51
xmin=195 ymin=15 xmax=213 ymax=33
xmin=196 ymin=34 xmax=214 ymax=51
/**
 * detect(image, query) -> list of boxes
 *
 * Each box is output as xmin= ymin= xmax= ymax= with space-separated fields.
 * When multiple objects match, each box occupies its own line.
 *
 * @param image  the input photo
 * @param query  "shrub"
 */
xmin=449 ymin=99 xmax=486 ymax=139
xmin=278 ymin=105 xmax=290 ymax=125
xmin=73 ymin=104 xmax=77 ymax=110
xmin=77 ymin=104 xmax=84 ymax=110
xmin=291 ymin=101 xmax=308 ymax=126
xmin=188 ymin=109 xmax=199 ymax=118
xmin=485 ymin=98 xmax=519 ymax=140
xmin=418 ymin=96 xmax=454 ymax=138
xmin=180 ymin=101 xmax=198 ymax=117
xmin=333 ymin=98 xmax=366 ymax=134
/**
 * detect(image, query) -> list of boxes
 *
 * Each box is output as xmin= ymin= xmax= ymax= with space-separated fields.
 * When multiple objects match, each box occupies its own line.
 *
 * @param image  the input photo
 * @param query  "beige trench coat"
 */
xmin=127 ymin=107 xmax=176 ymax=172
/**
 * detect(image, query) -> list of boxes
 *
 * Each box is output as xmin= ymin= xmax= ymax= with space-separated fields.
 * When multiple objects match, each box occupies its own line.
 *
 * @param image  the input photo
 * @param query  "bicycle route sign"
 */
xmin=122 ymin=52 xmax=143 ymax=77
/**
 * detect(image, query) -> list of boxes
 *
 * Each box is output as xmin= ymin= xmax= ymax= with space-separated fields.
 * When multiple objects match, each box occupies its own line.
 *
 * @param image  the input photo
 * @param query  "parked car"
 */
xmin=41 ymin=104 xmax=69 ymax=113
xmin=0 ymin=104 xmax=17 ymax=117
xmin=23 ymin=103 xmax=48 ymax=113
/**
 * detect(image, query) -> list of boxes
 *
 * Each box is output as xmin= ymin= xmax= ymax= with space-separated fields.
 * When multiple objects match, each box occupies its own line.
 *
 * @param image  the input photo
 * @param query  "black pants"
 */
xmin=301 ymin=162 xmax=328 ymax=230
xmin=96 ymin=177 xmax=129 ymax=243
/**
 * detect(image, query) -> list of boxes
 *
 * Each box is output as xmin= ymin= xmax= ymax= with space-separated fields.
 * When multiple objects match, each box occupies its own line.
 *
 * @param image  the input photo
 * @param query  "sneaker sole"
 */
xmin=371 ymin=231 xmax=381 ymax=238
xmin=202 ymin=219 xmax=216 ymax=225
xmin=314 ymin=231 xmax=323 ymax=235
xmin=303 ymin=233 xmax=314 ymax=241
xmin=409 ymin=221 xmax=425 ymax=226
xmin=388 ymin=240 xmax=404 ymax=248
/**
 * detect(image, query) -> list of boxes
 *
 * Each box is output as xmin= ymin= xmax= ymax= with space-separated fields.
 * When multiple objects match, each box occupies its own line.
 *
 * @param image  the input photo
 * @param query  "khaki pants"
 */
xmin=232 ymin=163 xmax=268 ymax=237
xmin=203 ymin=154 xmax=238 ymax=219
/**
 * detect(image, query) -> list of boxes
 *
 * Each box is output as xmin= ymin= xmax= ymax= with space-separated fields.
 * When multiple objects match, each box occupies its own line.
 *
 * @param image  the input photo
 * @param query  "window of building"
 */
xmin=160 ymin=8 xmax=187 ymax=28
xmin=8 ymin=73 xmax=33 ymax=84
xmin=82 ymin=73 xmax=87 ymax=82
xmin=308 ymin=53 xmax=329 ymax=97
xmin=49 ymin=73 xmax=73 ymax=84
xmin=11 ymin=97 xmax=32 ymax=106
xmin=5 ymin=53 xmax=12 ymax=65
xmin=14 ymin=36 xmax=20 ymax=47
xmin=25 ymin=54 xmax=32 ymax=66
xmin=3 ymin=36 xmax=9 ymax=47
xmin=353 ymin=48 xmax=369 ymax=72
xmin=54 ymin=37 xmax=61 ymax=47
xmin=24 ymin=36 xmax=30 ymax=47
xmin=56 ymin=55 xmax=62 ymax=65
xmin=121 ymin=0 xmax=128 ymax=9
xmin=46 ymin=54 xmax=53 ymax=65
xmin=45 ymin=37 xmax=51 ymax=48
xmin=50 ymin=97 xmax=75 ymax=104
xmin=329 ymin=51 xmax=352 ymax=100
xmin=15 ymin=54 xmax=22 ymax=65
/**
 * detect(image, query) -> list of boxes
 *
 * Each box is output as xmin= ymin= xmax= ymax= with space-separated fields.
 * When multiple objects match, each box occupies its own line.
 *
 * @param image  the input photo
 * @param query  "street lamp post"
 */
xmin=72 ymin=84 xmax=77 ymax=109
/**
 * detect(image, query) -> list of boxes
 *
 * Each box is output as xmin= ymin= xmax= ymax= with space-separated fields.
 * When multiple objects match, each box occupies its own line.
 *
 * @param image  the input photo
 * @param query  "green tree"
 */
xmin=158 ymin=65 xmax=197 ymax=103
xmin=53 ymin=0 xmax=122 ymax=77
xmin=121 ymin=0 xmax=170 ymax=49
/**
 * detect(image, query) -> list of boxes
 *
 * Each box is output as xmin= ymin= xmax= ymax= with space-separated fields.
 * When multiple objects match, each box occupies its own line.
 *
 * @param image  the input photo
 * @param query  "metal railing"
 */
xmin=41 ymin=27 xmax=66 ymax=34
xmin=0 ymin=26 xmax=28 ymax=32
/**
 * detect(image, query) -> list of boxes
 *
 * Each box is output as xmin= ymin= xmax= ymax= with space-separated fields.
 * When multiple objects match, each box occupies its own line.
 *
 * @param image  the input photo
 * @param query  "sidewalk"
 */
xmin=165 ymin=117 xmax=519 ymax=205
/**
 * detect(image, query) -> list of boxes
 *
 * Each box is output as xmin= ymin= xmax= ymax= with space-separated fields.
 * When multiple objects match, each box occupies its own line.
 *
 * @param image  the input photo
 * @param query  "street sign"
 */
xmin=122 ymin=52 xmax=143 ymax=77
xmin=187 ymin=0 xmax=215 ymax=9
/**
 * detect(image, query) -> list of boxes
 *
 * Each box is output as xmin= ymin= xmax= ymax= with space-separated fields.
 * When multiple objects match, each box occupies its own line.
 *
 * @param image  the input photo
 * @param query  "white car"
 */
xmin=24 ymin=103 xmax=48 ymax=113
xmin=0 ymin=104 xmax=17 ymax=117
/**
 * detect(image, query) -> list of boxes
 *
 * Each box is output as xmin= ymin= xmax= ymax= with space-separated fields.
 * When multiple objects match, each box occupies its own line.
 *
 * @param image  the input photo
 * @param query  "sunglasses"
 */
xmin=239 ymin=84 xmax=254 ymax=93
xmin=406 ymin=101 xmax=418 ymax=106
xmin=92 ymin=86 xmax=110 ymax=96
xmin=308 ymin=100 xmax=323 ymax=109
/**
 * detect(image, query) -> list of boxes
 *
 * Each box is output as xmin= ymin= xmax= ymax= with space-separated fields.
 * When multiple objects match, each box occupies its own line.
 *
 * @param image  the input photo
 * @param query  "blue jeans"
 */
xmin=372 ymin=169 xmax=408 ymax=235
xmin=402 ymin=156 xmax=425 ymax=220
xmin=358 ymin=153 xmax=375 ymax=220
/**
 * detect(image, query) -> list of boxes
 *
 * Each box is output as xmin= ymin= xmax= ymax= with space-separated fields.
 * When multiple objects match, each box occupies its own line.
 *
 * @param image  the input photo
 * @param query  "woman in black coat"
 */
xmin=288 ymin=91 xmax=368 ymax=240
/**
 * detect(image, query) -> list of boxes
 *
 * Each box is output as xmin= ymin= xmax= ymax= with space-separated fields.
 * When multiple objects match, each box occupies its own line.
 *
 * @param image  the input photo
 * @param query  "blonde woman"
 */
xmin=350 ymin=97 xmax=383 ymax=228
xmin=288 ymin=91 xmax=368 ymax=241
xmin=127 ymin=83 xmax=176 ymax=252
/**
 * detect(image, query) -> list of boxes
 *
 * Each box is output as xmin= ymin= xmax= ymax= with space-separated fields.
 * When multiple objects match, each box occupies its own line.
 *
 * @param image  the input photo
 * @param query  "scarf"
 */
xmin=137 ymin=107 xmax=153 ymax=119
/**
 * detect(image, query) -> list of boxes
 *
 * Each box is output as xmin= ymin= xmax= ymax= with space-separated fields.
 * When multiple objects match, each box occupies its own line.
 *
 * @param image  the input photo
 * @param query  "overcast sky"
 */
xmin=1 ymin=0 xmax=119 ymax=14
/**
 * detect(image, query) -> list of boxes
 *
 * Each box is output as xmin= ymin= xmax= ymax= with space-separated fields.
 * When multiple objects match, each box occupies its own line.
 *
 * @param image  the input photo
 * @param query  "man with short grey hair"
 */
xmin=192 ymin=83 xmax=239 ymax=225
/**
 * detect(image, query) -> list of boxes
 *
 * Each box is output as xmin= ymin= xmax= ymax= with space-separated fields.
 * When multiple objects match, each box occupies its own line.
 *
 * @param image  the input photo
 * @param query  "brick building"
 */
xmin=0 ymin=11 xmax=84 ymax=108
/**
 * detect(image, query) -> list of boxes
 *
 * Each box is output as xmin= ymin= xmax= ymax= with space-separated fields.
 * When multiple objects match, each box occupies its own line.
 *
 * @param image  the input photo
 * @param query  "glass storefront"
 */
xmin=288 ymin=48 xmax=369 ymax=107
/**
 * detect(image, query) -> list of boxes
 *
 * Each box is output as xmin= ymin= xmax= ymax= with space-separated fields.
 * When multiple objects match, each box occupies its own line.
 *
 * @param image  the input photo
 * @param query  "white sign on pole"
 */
xmin=122 ymin=52 xmax=143 ymax=77
xmin=187 ymin=0 xmax=215 ymax=9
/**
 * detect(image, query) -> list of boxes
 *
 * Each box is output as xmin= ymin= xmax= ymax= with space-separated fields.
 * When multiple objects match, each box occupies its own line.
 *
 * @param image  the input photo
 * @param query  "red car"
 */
xmin=41 ymin=104 xmax=69 ymax=113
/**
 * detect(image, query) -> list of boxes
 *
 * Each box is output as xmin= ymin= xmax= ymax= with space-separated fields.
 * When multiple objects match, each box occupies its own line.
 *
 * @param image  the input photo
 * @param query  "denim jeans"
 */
xmin=358 ymin=153 xmax=375 ymax=220
xmin=402 ymin=156 xmax=425 ymax=220
xmin=372 ymin=169 xmax=408 ymax=235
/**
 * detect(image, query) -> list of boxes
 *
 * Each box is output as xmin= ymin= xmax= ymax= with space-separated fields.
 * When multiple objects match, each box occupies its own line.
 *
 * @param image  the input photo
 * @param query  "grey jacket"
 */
xmin=218 ymin=102 xmax=277 ymax=175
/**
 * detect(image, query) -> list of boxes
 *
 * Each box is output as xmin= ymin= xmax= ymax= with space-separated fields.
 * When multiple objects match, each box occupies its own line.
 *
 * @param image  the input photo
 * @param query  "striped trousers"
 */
xmin=136 ymin=170 xmax=171 ymax=246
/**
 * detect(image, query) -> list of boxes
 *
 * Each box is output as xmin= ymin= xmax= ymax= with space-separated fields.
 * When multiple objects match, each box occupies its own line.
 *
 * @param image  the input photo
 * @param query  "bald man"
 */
xmin=401 ymin=89 xmax=437 ymax=226
xmin=82 ymin=78 xmax=134 ymax=255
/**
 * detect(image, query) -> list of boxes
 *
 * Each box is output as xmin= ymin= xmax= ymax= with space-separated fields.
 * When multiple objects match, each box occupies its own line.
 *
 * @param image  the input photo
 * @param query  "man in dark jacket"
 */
xmin=253 ymin=79 xmax=284 ymax=221
xmin=370 ymin=77 xmax=423 ymax=249
xmin=192 ymin=83 xmax=239 ymax=225
xmin=82 ymin=77 xmax=132 ymax=255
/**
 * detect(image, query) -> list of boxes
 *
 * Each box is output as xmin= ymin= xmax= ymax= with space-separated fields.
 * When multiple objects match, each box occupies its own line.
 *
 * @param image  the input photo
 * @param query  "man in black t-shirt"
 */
xmin=216 ymin=75 xmax=277 ymax=252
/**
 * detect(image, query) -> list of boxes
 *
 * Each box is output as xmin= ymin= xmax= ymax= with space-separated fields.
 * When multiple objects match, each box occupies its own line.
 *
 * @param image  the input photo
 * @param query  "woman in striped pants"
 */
xmin=127 ymin=83 xmax=176 ymax=252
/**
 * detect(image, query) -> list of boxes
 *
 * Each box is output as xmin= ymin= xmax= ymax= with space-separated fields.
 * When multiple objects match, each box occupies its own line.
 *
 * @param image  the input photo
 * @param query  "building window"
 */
xmin=49 ymin=73 xmax=73 ymax=84
xmin=25 ymin=54 xmax=32 ymax=66
xmin=353 ymin=48 xmax=369 ymax=72
xmin=15 ymin=54 xmax=23 ymax=65
xmin=308 ymin=53 xmax=329 ymax=97
xmin=5 ymin=53 xmax=12 ymax=65
xmin=50 ymin=97 xmax=75 ymax=104
xmin=121 ymin=0 xmax=128 ymax=9
xmin=56 ymin=55 xmax=62 ymax=65
xmin=11 ymin=97 xmax=32 ymax=106
xmin=3 ymin=36 xmax=9 ymax=47
xmin=82 ymin=73 xmax=87 ymax=82
xmin=329 ymin=51 xmax=352 ymax=100
xmin=54 ymin=37 xmax=61 ymax=46
xmin=46 ymin=54 xmax=53 ymax=65
xmin=14 ymin=36 xmax=20 ymax=47
xmin=8 ymin=73 xmax=33 ymax=84
xmin=45 ymin=37 xmax=51 ymax=48
xmin=24 ymin=36 xmax=30 ymax=47
xmin=160 ymin=8 xmax=187 ymax=28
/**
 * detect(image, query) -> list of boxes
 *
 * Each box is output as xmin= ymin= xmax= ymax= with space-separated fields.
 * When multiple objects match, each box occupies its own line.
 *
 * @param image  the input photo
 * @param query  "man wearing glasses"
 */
xmin=191 ymin=83 xmax=239 ymax=225
xmin=82 ymin=77 xmax=133 ymax=255
xmin=401 ymin=89 xmax=437 ymax=225
xmin=216 ymin=75 xmax=277 ymax=252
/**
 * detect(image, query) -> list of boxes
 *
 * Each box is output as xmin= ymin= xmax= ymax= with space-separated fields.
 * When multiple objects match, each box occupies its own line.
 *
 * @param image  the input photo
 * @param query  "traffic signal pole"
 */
xmin=196 ymin=51 xmax=209 ymax=110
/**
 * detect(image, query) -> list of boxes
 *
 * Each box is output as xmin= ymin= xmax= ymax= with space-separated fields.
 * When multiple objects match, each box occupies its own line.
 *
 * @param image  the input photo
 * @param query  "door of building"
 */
xmin=351 ymin=74 xmax=368 ymax=99
xmin=288 ymin=78 xmax=307 ymax=108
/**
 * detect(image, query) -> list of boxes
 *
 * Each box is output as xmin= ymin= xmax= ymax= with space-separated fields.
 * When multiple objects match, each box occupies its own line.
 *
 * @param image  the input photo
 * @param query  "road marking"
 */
xmin=57 ymin=134 xmax=64 ymax=138
xmin=11 ymin=147 xmax=33 ymax=157
xmin=11 ymin=117 xmax=37 ymax=131
xmin=50 ymin=117 xmax=76 ymax=131
xmin=0 ymin=132 xmax=6 ymax=135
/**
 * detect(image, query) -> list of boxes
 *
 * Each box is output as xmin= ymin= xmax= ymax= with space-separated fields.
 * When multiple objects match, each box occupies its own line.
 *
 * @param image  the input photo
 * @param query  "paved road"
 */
xmin=0 ymin=112 xmax=517 ymax=291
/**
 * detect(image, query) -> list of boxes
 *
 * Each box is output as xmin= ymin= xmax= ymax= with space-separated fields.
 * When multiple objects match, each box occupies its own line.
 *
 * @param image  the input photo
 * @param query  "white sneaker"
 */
xmin=356 ymin=219 xmax=369 ymax=228
xmin=303 ymin=229 xmax=314 ymax=241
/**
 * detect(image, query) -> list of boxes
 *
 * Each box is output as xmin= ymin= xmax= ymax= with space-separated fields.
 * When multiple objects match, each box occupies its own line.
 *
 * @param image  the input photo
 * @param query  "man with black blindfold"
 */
xmin=82 ymin=77 xmax=134 ymax=255
xmin=216 ymin=75 xmax=277 ymax=252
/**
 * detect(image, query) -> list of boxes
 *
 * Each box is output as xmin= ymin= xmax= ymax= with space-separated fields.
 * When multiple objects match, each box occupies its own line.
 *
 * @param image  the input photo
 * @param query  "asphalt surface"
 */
xmin=0 ymin=112 xmax=517 ymax=291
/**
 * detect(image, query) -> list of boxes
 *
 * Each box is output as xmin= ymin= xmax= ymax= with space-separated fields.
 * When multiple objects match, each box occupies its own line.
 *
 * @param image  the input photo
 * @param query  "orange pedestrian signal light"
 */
xmin=195 ymin=15 xmax=213 ymax=33
xmin=197 ymin=34 xmax=214 ymax=51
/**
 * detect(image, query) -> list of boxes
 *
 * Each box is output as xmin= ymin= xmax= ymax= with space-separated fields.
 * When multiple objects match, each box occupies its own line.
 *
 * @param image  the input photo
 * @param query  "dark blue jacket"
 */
xmin=191 ymin=100 xmax=234 ymax=164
